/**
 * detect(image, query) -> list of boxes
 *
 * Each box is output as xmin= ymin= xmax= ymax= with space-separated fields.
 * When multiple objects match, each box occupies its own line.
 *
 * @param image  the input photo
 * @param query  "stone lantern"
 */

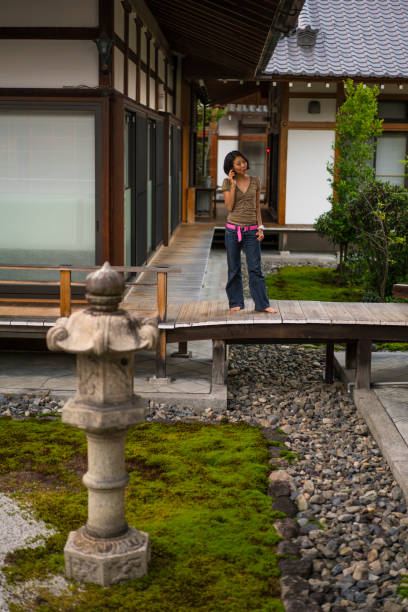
xmin=47 ymin=262 xmax=158 ymax=586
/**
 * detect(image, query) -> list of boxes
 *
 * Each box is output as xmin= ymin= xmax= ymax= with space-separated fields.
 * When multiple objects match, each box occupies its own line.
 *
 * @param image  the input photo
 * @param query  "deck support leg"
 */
xmin=156 ymin=329 xmax=167 ymax=379
xmin=171 ymin=341 xmax=191 ymax=358
xmin=325 ymin=342 xmax=334 ymax=383
xmin=345 ymin=342 xmax=357 ymax=370
xmin=355 ymin=340 xmax=371 ymax=389
xmin=212 ymin=340 xmax=227 ymax=387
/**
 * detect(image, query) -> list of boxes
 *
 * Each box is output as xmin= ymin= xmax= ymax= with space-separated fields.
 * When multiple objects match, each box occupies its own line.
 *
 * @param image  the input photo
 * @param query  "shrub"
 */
xmin=347 ymin=180 xmax=408 ymax=299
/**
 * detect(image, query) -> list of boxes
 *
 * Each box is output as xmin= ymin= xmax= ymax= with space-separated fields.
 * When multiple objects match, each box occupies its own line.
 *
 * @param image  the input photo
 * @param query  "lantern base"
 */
xmin=64 ymin=526 xmax=150 ymax=586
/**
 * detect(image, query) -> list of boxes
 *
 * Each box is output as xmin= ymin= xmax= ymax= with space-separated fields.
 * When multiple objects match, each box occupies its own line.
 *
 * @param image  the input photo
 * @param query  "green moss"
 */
xmin=278 ymin=450 xmax=300 ymax=464
xmin=376 ymin=342 xmax=408 ymax=351
xmin=266 ymin=266 xmax=364 ymax=302
xmin=398 ymin=575 xmax=408 ymax=600
xmin=0 ymin=420 xmax=283 ymax=611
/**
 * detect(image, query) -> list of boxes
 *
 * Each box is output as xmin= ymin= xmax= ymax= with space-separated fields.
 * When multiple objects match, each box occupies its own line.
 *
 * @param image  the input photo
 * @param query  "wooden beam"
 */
xmin=154 ymin=42 xmax=160 ymax=111
xmin=287 ymin=121 xmax=336 ymax=130
xmin=277 ymin=82 xmax=289 ymax=225
xmin=162 ymin=114 xmax=170 ymax=246
xmin=145 ymin=29 xmax=152 ymax=108
xmin=212 ymin=340 xmax=227 ymax=386
xmin=355 ymin=340 xmax=372 ymax=389
xmin=59 ymin=270 xmax=71 ymax=317
xmin=0 ymin=27 xmax=99 ymax=39
xmin=325 ymin=342 xmax=334 ymax=383
xmin=135 ymin=17 xmax=142 ymax=104
xmin=109 ymin=96 xmax=125 ymax=264
xmin=122 ymin=0 xmax=131 ymax=97
xmin=345 ymin=341 xmax=357 ymax=370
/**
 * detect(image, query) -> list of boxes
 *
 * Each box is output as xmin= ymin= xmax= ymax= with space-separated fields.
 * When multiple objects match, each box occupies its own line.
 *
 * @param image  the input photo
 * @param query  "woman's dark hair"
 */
xmin=223 ymin=150 xmax=250 ymax=175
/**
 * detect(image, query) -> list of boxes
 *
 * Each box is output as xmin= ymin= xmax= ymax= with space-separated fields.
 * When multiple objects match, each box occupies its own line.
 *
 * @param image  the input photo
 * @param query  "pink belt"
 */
xmin=226 ymin=223 xmax=258 ymax=242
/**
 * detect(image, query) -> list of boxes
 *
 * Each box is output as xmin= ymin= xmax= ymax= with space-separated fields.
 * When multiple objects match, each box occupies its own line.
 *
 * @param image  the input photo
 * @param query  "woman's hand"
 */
xmin=228 ymin=169 xmax=236 ymax=187
xmin=256 ymin=228 xmax=264 ymax=242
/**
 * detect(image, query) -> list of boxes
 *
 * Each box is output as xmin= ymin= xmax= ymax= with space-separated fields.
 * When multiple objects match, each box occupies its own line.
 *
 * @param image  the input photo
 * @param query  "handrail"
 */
xmin=0 ymin=264 xmax=181 ymax=318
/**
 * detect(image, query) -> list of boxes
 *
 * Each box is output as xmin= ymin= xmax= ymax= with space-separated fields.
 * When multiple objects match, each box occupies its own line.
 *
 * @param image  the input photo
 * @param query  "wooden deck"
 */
xmin=124 ymin=223 xmax=215 ymax=308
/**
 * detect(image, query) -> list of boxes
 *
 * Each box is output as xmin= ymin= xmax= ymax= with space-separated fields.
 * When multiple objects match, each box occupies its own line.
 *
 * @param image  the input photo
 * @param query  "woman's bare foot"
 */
xmin=229 ymin=306 xmax=241 ymax=311
xmin=255 ymin=306 xmax=278 ymax=313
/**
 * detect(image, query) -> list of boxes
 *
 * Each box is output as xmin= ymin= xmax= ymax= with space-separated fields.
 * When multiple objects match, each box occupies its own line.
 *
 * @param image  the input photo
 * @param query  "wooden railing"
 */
xmin=0 ymin=265 xmax=180 ymax=318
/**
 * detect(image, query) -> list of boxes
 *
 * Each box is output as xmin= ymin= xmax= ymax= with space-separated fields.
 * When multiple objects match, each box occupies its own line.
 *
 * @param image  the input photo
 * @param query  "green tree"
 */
xmin=348 ymin=180 xmax=408 ymax=299
xmin=315 ymin=79 xmax=383 ymax=272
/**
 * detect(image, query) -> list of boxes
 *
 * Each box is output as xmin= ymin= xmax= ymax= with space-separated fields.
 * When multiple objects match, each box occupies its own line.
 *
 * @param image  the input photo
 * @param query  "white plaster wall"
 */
xmin=217 ymin=139 xmax=238 ymax=187
xmin=0 ymin=0 xmax=98 ymax=27
xmin=114 ymin=0 xmax=125 ymax=39
xmin=128 ymin=63 xmax=137 ymax=100
xmin=167 ymin=94 xmax=173 ymax=113
xmin=0 ymin=40 xmax=98 ymax=88
xmin=114 ymin=47 xmax=124 ymax=94
xmin=289 ymin=98 xmax=337 ymax=122
xmin=285 ymin=130 xmax=334 ymax=224
xmin=218 ymin=115 xmax=239 ymax=137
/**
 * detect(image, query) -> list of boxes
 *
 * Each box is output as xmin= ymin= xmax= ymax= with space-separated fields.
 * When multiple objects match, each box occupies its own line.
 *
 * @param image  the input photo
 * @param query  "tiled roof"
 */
xmin=264 ymin=0 xmax=408 ymax=79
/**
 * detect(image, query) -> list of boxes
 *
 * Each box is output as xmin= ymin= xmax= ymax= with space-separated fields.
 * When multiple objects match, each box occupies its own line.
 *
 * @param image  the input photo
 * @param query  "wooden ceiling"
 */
xmin=144 ymin=0 xmax=304 ymax=80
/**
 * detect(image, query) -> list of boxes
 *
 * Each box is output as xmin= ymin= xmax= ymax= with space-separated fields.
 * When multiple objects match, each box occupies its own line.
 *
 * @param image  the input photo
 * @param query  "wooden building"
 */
xmin=210 ymin=0 xmax=408 ymax=227
xmin=0 ymin=0 xmax=303 ymax=297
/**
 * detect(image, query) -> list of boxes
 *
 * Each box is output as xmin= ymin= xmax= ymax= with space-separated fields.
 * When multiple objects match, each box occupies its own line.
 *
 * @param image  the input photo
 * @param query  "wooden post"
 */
xmin=60 ymin=269 xmax=71 ymax=317
xmin=212 ymin=340 xmax=226 ymax=387
xmin=345 ymin=341 xmax=357 ymax=369
xmin=355 ymin=340 xmax=371 ymax=389
xmin=178 ymin=342 xmax=188 ymax=354
xmin=156 ymin=272 xmax=167 ymax=378
xmin=325 ymin=342 xmax=334 ymax=384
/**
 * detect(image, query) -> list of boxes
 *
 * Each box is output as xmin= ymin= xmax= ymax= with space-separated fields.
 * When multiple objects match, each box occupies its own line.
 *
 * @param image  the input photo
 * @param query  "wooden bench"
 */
xmin=157 ymin=299 xmax=408 ymax=389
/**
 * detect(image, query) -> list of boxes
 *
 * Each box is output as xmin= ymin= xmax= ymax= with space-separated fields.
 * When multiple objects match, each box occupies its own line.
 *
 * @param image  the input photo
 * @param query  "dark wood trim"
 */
xmin=164 ymin=56 xmax=169 ymax=112
xmin=162 ymin=114 xmax=170 ymax=245
xmin=0 ymin=89 xmax=105 ymax=98
xmin=154 ymin=42 xmax=160 ymax=111
xmin=289 ymin=92 xmax=338 ymax=99
xmin=123 ymin=96 xmax=166 ymax=121
xmin=0 ymin=27 xmax=99 ymax=39
xmin=266 ymin=75 xmax=408 ymax=85
xmin=217 ymin=134 xmax=240 ymax=140
xmin=135 ymin=17 xmax=142 ymax=104
xmin=99 ymin=0 xmax=114 ymax=88
xmin=101 ymin=98 xmax=110 ymax=261
xmin=109 ymin=96 xmax=125 ymax=264
xmin=379 ymin=93 xmax=408 ymax=100
xmin=122 ymin=0 xmax=130 ymax=97
xmin=115 ymin=33 xmax=174 ymax=96
xmin=145 ymin=30 xmax=152 ymax=108
xmin=278 ymin=82 xmax=289 ymax=225
xmin=172 ymin=55 xmax=178 ymax=115
xmin=240 ymin=134 xmax=267 ymax=141
xmin=382 ymin=123 xmax=408 ymax=132
xmin=287 ymin=121 xmax=336 ymax=130
xmin=165 ymin=323 xmax=408 ymax=344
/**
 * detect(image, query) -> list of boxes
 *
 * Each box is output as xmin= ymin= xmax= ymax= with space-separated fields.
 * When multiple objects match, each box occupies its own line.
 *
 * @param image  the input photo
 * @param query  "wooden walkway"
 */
xmin=124 ymin=223 xmax=215 ymax=308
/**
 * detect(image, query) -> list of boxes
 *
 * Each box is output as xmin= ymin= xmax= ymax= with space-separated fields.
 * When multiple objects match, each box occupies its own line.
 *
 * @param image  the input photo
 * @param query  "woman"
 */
xmin=222 ymin=150 xmax=276 ymax=313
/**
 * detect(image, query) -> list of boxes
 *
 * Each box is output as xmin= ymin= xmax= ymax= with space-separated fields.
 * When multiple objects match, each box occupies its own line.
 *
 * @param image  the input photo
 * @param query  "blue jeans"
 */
xmin=225 ymin=227 xmax=270 ymax=311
